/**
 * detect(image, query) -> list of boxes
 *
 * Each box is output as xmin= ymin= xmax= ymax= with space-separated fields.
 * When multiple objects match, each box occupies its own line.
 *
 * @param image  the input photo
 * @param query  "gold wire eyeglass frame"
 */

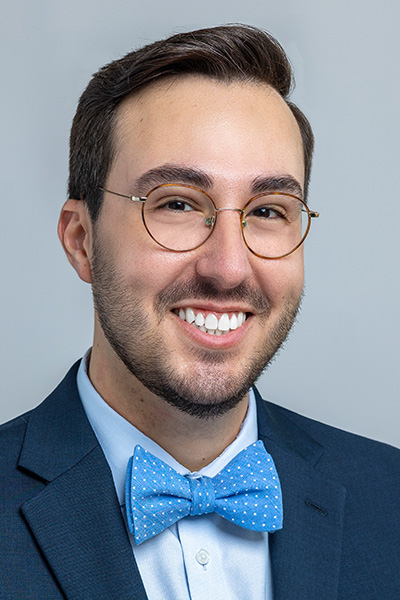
xmin=100 ymin=183 xmax=319 ymax=260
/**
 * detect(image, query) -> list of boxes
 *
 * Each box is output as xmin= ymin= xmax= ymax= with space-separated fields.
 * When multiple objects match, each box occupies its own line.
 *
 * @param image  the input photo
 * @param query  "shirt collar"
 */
xmin=77 ymin=350 xmax=259 ymax=505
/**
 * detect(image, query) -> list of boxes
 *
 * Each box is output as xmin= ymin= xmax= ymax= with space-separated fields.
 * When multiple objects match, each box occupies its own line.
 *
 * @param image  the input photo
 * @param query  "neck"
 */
xmin=88 ymin=344 xmax=249 ymax=472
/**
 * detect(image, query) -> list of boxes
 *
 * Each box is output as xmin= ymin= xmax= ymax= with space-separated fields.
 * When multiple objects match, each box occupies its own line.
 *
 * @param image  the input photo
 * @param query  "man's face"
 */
xmin=90 ymin=77 xmax=305 ymax=417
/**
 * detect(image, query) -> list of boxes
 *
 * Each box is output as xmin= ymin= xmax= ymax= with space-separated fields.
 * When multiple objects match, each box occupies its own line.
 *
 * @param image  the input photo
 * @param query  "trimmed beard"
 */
xmin=91 ymin=236 xmax=302 ymax=419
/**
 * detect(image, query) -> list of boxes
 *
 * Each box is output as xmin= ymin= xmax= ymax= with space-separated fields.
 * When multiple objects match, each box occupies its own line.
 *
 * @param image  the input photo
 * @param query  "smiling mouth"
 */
xmin=174 ymin=307 xmax=248 ymax=336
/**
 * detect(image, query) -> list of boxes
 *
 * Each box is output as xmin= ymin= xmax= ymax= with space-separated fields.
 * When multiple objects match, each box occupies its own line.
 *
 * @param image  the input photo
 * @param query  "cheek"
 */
xmin=119 ymin=239 xmax=197 ymax=296
xmin=256 ymin=254 xmax=304 ymax=304
xmin=96 ymin=216 xmax=198 ymax=299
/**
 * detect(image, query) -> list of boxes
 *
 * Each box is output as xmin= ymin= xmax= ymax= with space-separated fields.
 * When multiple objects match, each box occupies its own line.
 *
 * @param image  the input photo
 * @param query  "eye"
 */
xmin=158 ymin=196 xmax=195 ymax=212
xmin=247 ymin=205 xmax=286 ymax=219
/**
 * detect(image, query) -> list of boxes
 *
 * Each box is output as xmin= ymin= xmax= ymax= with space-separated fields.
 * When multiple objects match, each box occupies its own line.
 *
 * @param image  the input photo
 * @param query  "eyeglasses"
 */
xmin=100 ymin=184 xmax=319 ymax=259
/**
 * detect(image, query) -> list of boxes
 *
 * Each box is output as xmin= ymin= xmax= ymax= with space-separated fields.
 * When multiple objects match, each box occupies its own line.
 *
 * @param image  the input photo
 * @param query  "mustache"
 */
xmin=155 ymin=279 xmax=270 ymax=314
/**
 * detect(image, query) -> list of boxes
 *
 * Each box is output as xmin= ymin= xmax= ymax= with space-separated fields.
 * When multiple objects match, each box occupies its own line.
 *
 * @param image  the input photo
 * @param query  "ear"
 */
xmin=58 ymin=199 xmax=93 ymax=284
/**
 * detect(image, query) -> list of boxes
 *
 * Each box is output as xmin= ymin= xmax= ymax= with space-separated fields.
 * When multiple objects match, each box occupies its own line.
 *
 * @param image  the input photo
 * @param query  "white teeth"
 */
xmin=186 ymin=308 xmax=195 ymax=324
xmin=218 ymin=313 xmax=230 ymax=331
xmin=205 ymin=313 xmax=218 ymax=330
xmin=195 ymin=313 xmax=205 ymax=327
xmin=230 ymin=313 xmax=238 ymax=330
xmin=176 ymin=308 xmax=247 ymax=335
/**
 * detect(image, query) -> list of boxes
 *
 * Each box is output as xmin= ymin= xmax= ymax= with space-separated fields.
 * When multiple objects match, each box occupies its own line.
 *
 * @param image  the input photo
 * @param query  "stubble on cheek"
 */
xmin=91 ymin=233 xmax=303 ymax=417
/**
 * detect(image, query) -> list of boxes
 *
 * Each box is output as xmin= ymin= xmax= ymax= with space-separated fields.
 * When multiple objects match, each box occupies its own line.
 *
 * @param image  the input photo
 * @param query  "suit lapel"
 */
xmin=18 ymin=363 xmax=148 ymax=600
xmin=18 ymin=364 xmax=346 ymax=598
xmin=255 ymin=391 xmax=346 ymax=600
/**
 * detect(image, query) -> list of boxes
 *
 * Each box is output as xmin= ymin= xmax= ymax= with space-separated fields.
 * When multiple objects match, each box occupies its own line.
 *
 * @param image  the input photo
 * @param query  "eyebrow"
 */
xmin=134 ymin=165 xmax=213 ymax=194
xmin=251 ymin=175 xmax=303 ymax=198
xmin=134 ymin=164 xmax=303 ymax=199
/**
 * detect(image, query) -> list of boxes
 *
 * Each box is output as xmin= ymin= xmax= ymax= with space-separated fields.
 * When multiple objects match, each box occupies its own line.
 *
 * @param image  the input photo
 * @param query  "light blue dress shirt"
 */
xmin=77 ymin=353 xmax=273 ymax=600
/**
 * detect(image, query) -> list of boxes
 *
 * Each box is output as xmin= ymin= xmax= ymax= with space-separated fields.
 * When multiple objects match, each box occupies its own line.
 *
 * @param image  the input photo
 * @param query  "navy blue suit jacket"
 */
xmin=1 ymin=362 xmax=400 ymax=599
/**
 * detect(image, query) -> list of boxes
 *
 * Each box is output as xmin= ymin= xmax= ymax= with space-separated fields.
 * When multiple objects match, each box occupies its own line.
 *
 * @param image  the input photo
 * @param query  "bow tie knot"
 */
xmin=188 ymin=476 xmax=215 ymax=516
xmin=126 ymin=441 xmax=283 ymax=545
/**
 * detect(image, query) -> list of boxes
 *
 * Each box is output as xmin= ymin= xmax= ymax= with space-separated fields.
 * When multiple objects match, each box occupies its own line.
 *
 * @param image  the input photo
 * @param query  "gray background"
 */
xmin=1 ymin=0 xmax=399 ymax=448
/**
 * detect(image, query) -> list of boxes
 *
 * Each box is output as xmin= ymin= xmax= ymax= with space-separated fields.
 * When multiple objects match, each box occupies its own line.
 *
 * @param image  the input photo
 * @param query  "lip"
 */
xmin=171 ymin=301 xmax=254 ymax=316
xmin=171 ymin=308 xmax=252 ymax=349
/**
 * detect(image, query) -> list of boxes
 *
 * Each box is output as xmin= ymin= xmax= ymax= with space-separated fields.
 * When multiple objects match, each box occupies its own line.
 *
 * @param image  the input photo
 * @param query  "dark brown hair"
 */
xmin=69 ymin=24 xmax=314 ymax=220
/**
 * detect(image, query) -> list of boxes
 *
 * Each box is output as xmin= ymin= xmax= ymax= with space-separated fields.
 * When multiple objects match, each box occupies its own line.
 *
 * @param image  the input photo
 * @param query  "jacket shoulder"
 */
xmin=260 ymin=395 xmax=400 ymax=473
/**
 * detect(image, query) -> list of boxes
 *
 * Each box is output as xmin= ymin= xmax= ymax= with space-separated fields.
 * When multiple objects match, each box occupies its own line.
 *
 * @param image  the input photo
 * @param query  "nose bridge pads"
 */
xmin=205 ymin=214 xmax=215 ymax=228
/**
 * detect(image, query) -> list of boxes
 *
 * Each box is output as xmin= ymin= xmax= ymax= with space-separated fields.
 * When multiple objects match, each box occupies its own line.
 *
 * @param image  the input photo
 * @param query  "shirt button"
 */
xmin=196 ymin=549 xmax=210 ymax=565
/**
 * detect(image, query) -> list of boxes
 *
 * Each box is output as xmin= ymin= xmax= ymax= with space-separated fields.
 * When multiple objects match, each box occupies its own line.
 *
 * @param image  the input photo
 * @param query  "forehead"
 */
xmin=110 ymin=76 xmax=304 ymax=192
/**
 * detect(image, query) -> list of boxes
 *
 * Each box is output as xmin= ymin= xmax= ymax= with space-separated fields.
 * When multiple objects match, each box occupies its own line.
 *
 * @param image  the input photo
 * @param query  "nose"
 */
xmin=194 ymin=209 xmax=253 ymax=290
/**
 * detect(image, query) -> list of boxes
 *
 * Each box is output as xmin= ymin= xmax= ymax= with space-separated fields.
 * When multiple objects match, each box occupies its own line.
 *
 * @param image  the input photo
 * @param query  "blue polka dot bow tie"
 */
xmin=125 ymin=440 xmax=283 ymax=545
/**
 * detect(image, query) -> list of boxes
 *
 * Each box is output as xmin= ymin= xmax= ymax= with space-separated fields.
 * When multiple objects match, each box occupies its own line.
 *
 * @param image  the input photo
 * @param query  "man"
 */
xmin=1 ymin=24 xmax=399 ymax=599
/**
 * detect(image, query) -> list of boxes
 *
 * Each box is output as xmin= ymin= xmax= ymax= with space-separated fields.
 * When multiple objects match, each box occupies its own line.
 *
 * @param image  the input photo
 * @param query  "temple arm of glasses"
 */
xmin=100 ymin=187 xmax=146 ymax=203
xmin=300 ymin=208 xmax=320 ymax=218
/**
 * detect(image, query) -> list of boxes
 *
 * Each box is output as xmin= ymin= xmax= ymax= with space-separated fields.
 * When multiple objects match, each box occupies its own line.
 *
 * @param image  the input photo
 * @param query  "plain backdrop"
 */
xmin=1 ymin=0 xmax=399 ymax=448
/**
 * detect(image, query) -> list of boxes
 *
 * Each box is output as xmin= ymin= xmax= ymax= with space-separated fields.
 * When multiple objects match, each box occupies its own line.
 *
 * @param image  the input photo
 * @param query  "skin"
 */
xmin=58 ymin=76 xmax=305 ymax=471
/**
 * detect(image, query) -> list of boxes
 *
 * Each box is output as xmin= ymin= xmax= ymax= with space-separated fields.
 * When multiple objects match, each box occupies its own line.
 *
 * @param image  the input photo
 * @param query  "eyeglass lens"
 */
xmin=143 ymin=185 xmax=309 ymax=258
